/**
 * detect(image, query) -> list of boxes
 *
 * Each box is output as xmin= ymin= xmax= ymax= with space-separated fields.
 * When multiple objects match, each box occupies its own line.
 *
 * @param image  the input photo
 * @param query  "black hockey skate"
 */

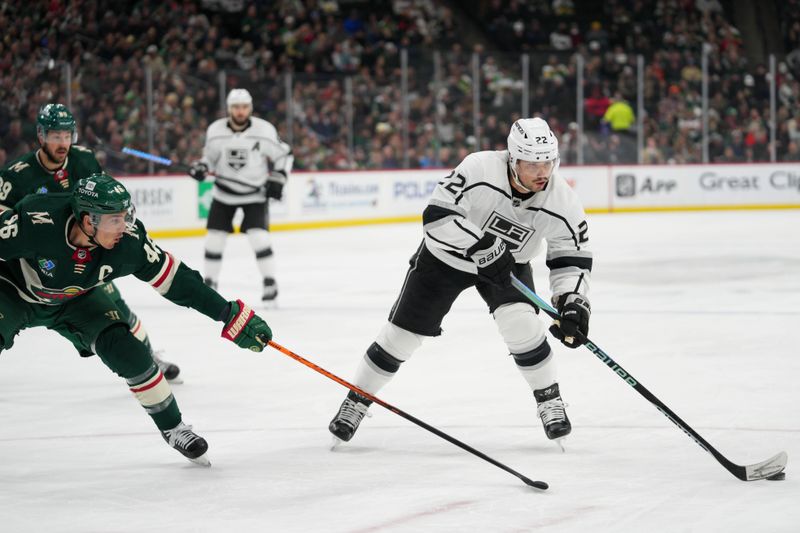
xmin=161 ymin=422 xmax=210 ymax=466
xmin=534 ymin=383 xmax=571 ymax=444
xmin=262 ymin=277 xmax=278 ymax=302
xmin=329 ymin=391 xmax=372 ymax=444
xmin=153 ymin=351 xmax=181 ymax=383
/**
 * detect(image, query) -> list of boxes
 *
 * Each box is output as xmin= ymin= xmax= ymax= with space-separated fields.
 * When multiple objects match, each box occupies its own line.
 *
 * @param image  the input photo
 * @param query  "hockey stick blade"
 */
xmin=510 ymin=274 xmax=788 ymax=482
xmin=745 ymin=451 xmax=788 ymax=481
xmin=261 ymin=336 xmax=548 ymax=490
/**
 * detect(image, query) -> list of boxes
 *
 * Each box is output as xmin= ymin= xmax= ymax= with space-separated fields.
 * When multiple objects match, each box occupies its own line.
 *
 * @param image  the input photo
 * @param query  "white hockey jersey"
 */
xmin=422 ymin=150 xmax=592 ymax=299
xmin=201 ymin=117 xmax=292 ymax=205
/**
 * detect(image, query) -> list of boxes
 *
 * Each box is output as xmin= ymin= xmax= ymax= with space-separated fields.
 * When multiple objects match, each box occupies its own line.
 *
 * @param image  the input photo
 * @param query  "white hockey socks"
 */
xmin=204 ymin=230 xmax=228 ymax=284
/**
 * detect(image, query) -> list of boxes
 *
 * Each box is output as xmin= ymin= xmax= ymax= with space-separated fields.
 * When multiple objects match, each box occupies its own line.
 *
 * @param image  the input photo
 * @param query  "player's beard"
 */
xmin=41 ymin=143 xmax=68 ymax=167
xmin=230 ymin=115 xmax=250 ymax=128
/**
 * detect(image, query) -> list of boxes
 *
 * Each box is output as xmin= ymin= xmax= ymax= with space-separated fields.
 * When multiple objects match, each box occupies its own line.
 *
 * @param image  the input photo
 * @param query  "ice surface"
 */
xmin=1 ymin=210 xmax=798 ymax=532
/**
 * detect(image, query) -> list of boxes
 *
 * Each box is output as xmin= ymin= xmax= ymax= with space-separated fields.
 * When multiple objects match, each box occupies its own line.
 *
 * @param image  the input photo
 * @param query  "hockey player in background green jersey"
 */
xmin=0 ymin=103 xmax=183 ymax=382
xmin=0 ymin=173 xmax=272 ymax=465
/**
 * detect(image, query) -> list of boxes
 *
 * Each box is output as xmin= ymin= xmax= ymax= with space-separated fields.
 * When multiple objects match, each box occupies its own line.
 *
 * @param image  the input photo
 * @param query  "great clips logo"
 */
xmin=615 ymin=174 xmax=677 ymax=197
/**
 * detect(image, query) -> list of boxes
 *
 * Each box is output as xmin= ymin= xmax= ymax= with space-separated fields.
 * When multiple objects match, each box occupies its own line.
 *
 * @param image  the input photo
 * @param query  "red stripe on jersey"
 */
xmin=130 ymin=372 xmax=164 ymax=393
xmin=152 ymin=253 xmax=175 ymax=289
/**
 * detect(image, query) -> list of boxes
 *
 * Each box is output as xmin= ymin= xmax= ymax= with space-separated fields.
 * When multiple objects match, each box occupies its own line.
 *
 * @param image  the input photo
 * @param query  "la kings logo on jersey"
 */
xmin=482 ymin=212 xmax=534 ymax=251
xmin=226 ymin=148 xmax=248 ymax=171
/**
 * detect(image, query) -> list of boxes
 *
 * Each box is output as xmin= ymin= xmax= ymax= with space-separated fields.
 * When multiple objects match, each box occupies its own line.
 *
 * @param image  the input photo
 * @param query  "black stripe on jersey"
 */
xmin=526 ymin=207 xmax=581 ymax=249
xmin=453 ymin=219 xmax=480 ymax=240
xmin=455 ymin=182 xmax=511 ymax=205
xmin=546 ymin=256 xmax=593 ymax=272
xmin=422 ymin=203 xmax=459 ymax=225
xmin=215 ymin=176 xmax=262 ymax=194
xmin=424 ymin=230 xmax=464 ymax=252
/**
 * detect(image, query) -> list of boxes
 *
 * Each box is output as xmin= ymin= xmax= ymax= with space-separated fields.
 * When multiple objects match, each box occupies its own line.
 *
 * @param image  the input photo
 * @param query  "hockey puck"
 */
xmin=766 ymin=472 xmax=786 ymax=481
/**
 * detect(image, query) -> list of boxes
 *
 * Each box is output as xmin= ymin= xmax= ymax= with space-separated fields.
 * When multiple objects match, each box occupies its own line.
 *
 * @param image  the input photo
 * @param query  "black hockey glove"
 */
xmin=188 ymin=161 xmax=208 ymax=182
xmin=468 ymin=234 xmax=514 ymax=288
xmin=220 ymin=300 xmax=272 ymax=352
xmin=549 ymin=292 xmax=591 ymax=349
xmin=265 ymin=180 xmax=284 ymax=201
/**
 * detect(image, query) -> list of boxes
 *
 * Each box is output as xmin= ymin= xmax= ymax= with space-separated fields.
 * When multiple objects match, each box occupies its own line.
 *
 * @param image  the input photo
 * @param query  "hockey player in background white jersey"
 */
xmin=189 ymin=89 xmax=293 ymax=302
xmin=329 ymin=117 xmax=592 ymax=447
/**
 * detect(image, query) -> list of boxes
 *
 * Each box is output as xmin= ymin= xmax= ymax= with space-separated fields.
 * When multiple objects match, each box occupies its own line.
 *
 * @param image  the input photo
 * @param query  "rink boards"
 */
xmin=118 ymin=163 xmax=800 ymax=238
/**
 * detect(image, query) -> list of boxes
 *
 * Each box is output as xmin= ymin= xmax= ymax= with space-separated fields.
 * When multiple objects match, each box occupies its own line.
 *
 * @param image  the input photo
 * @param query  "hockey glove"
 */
xmin=265 ymin=180 xmax=284 ymax=201
xmin=549 ymin=292 xmax=591 ymax=349
xmin=188 ymin=161 xmax=208 ymax=182
xmin=221 ymin=299 xmax=272 ymax=352
xmin=468 ymin=234 xmax=515 ymax=288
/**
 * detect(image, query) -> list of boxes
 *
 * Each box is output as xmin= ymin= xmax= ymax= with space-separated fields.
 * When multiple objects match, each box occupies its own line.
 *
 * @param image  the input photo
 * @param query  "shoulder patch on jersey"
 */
xmin=26 ymin=211 xmax=54 ymax=225
xmin=124 ymin=222 xmax=140 ymax=239
xmin=6 ymin=161 xmax=30 ymax=173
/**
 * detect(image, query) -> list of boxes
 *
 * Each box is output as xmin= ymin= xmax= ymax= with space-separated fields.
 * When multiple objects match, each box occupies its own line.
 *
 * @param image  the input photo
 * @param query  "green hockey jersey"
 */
xmin=0 ymin=193 xmax=227 ymax=321
xmin=0 ymin=146 xmax=102 ymax=209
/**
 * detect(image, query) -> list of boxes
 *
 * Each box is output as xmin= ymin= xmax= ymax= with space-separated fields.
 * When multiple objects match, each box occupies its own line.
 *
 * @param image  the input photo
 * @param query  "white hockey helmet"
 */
xmin=226 ymin=88 xmax=253 ymax=109
xmin=507 ymin=117 xmax=559 ymax=166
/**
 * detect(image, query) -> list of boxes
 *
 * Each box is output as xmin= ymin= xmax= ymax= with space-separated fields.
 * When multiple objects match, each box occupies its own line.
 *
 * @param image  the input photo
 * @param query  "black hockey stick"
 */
xmin=262 ymin=337 xmax=548 ymax=490
xmin=510 ymin=273 xmax=788 ymax=481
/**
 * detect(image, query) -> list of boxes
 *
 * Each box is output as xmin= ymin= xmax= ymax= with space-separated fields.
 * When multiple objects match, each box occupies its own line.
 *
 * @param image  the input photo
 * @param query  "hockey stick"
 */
xmin=510 ymin=273 xmax=787 ymax=481
xmin=121 ymin=147 xmax=192 ymax=172
xmin=262 ymin=337 xmax=548 ymax=490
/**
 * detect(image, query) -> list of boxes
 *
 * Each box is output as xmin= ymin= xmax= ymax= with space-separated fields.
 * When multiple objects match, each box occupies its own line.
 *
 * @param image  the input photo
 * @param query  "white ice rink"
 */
xmin=1 ymin=209 xmax=799 ymax=532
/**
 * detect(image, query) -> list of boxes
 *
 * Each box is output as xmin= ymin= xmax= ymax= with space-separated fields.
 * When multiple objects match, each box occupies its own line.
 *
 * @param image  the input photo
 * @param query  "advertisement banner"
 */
xmin=610 ymin=164 xmax=800 ymax=209
xmin=120 ymin=177 xmax=199 ymax=230
xmin=121 ymin=164 xmax=799 ymax=237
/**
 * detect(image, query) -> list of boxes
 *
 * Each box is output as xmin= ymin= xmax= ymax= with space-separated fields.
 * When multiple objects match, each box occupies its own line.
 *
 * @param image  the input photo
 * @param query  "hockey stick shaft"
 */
xmin=510 ymin=273 xmax=787 ymax=481
xmin=121 ymin=147 xmax=191 ymax=171
xmin=264 ymin=338 xmax=548 ymax=490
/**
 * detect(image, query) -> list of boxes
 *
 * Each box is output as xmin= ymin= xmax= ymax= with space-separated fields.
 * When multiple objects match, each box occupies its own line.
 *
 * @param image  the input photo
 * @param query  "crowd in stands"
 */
xmin=2 ymin=0 xmax=799 ymax=173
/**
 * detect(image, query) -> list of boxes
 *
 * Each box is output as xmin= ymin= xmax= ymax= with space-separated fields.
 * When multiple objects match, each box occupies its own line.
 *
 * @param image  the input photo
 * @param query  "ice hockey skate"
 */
xmin=328 ymin=391 xmax=372 ymax=447
xmin=262 ymin=277 xmax=278 ymax=306
xmin=534 ymin=383 xmax=571 ymax=451
xmin=161 ymin=422 xmax=210 ymax=466
xmin=153 ymin=350 xmax=182 ymax=384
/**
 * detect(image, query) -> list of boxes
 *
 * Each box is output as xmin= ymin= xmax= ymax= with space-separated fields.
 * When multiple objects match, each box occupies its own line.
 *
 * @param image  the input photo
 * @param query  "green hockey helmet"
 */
xmin=37 ymin=103 xmax=78 ymax=143
xmin=71 ymin=173 xmax=135 ymax=230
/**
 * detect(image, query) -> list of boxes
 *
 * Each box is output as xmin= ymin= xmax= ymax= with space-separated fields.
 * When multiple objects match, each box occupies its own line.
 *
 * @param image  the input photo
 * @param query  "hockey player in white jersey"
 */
xmin=329 ymin=117 xmax=592 ymax=447
xmin=189 ymin=89 xmax=294 ymax=301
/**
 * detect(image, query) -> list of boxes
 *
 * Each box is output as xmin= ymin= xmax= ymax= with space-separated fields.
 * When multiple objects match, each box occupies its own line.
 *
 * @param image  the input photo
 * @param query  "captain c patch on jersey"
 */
xmin=481 ymin=212 xmax=533 ymax=251
xmin=226 ymin=148 xmax=248 ymax=171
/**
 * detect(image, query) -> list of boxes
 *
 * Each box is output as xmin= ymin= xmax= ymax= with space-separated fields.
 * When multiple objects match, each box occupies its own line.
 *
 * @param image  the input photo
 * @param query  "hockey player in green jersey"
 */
xmin=0 ymin=173 xmax=272 ymax=465
xmin=0 ymin=103 xmax=183 ymax=382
